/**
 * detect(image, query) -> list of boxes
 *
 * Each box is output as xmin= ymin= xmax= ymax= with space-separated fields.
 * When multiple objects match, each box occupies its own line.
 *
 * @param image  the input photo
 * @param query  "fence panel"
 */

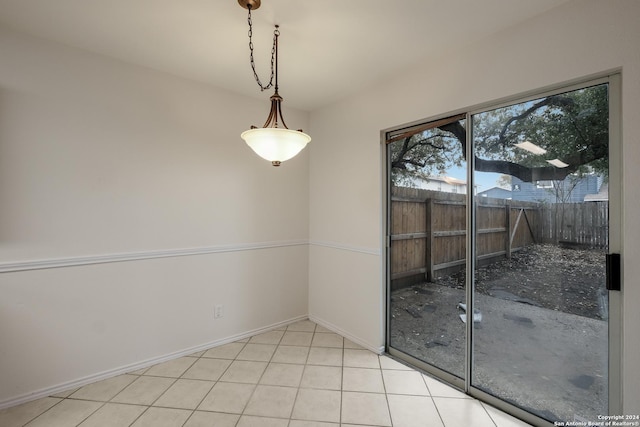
xmin=538 ymin=201 xmax=608 ymax=249
xmin=390 ymin=188 xmax=608 ymax=287
xmin=390 ymin=188 xmax=539 ymax=283
xmin=390 ymin=199 xmax=427 ymax=279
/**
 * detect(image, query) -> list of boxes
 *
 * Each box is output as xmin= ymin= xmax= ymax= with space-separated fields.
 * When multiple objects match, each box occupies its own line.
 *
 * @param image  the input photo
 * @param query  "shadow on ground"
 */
xmin=389 ymin=245 xmax=608 ymax=423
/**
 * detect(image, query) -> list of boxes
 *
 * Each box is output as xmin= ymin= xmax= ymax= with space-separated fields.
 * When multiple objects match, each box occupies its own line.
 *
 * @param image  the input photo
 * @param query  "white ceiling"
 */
xmin=0 ymin=0 xmax=570 ymax=111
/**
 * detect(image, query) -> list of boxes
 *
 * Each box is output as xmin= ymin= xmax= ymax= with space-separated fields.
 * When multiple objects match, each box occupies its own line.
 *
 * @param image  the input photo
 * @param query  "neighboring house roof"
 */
xmin=511 ymin=174 xmax=603 ymax=203
xmin=440 ymin=176 xmax=466 ymax=185
xmin=413 ymin=176 xmax=467 ymax=185
xmin=477 ymin=187 xmax=512 ymax=199
xmin=406 ymin=175 xmax=469 ymax=194
xmin=584 ymin=183 xmax=609 ymax=202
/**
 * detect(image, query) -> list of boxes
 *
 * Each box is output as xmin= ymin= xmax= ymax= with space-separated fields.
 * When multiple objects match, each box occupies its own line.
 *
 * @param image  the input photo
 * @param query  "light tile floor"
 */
xmin=0 ymin=320 xmax=532 ymax=427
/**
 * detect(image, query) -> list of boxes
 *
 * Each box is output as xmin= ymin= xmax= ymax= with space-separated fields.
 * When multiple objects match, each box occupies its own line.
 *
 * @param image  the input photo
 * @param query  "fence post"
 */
xmin=425 ymin=198 xmax=434 ymax=282
xmin=505 ymin=201 xmax=512 ymax=259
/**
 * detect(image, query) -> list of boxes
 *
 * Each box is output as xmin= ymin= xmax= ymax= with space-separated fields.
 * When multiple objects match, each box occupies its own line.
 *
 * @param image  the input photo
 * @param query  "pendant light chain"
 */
xmin=247 ymin=6 xmax=279 ymax=92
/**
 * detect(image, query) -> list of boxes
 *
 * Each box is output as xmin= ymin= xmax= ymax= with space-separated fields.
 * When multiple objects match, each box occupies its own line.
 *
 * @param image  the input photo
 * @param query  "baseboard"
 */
xmin=0 ymin=314 xmax=307 ymax=410
xmin=308 ymin=315 xmax=385 ymax=355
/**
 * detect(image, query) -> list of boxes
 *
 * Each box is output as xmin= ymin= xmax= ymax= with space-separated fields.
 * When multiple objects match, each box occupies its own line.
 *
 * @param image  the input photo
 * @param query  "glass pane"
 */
xmin=472 ymin=84 xmax=609 ymax=422
xmin=388 ymin=117 xmax=467 ymax=379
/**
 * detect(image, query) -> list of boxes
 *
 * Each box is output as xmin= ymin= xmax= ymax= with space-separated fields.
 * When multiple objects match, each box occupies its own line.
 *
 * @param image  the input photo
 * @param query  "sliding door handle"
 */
xmin=606 ymin=253 xmax=621 ymax=291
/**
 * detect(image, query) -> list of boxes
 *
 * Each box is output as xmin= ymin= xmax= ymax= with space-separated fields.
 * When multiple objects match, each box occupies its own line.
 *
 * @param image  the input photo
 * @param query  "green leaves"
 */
xmin=390 ymin=84 xmax=609 ymax=184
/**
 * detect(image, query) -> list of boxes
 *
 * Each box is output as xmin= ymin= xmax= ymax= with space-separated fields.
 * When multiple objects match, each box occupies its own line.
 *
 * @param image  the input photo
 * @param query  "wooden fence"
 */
xmin=389 ymin=189 xmax=609 ymax=290
xmin=538 ymin=201 xmax=608 ymax=249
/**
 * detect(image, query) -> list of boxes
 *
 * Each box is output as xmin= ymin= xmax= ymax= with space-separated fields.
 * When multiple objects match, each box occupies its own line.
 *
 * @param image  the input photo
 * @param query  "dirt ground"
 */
xmin=389 ymin=244 xmax=608 ymax=424
xmin=430 ymin=244 xmax=608 ymax=319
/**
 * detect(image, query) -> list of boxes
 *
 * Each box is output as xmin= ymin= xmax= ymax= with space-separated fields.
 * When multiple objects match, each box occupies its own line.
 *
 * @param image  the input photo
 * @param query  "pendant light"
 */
xmin=238 ymin=0 xmax=311 ymax=167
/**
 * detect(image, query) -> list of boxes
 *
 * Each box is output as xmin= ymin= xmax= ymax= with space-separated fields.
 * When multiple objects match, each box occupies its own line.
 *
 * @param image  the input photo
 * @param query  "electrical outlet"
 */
xmin=214 ymin=304 xmax=223 ymax=319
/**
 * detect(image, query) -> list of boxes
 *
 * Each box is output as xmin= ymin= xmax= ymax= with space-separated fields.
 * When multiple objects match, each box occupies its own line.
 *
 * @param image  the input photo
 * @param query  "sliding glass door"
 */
xmin=387 ymin=115 xmax=468 ymax=384
xmin=386 ymin=76 xmax=620 ymax=425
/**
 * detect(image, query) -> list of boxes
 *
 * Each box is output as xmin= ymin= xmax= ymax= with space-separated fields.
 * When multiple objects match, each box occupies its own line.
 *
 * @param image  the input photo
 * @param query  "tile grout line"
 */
xmin=425 ymin=368 xmax=462 ymax=427
xmin=189 ymin=337 xmax=251 ymax=426
xmin=132 ymin=355 xmax=201 ymax=423
xmin=221 ymin=338 xmax=256 ymax=424
xmin=73 ymin=400 xmax=103 ymax=427
xmin=380 ymin=355 xmax=394 ymax=427
xmin=19 ymin=397 xmax=66 ymax=426
xmin=287 ymin=322 xmax=316 ymax=424
xmin=421 ymin=373 xmax=448 ymax=427
xmin=124 ymin=375 xmax=182 ymax=427
xmin=479 ymin=401 xmax=500 ymax=427
xmin=59 ymin=375 xmax=147 ymax=427
xmin=237 ymin=328 xmax=285 ymax=423
xmin=23 ymin=396 xmax=101 ymax=427
xmin=175 ymin=348 xmax=218 ymax=427
xmin=125 ymin=404 xmax=147 ymax=427
xmin=197 ymin=337 xmax=250 ymax=423
xmin=129 ymin=343 xmax=231 ymax=427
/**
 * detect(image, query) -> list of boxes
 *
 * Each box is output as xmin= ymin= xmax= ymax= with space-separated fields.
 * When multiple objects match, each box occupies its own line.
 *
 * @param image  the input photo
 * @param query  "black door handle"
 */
xmin=606 ymin=253 xmax=621 ymax=291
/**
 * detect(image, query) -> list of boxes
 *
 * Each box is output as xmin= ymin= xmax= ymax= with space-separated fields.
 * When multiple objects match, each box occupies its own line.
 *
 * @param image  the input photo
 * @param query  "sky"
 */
xmin=446 ymin=165 xmax=505 ymax=192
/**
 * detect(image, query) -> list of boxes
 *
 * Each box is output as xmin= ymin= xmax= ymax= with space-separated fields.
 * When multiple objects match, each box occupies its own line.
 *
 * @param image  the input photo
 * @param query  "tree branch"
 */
xmin=497 ymin=95 xmax=575 ymax=147
xmin=474 ymin=157 xmax=578 ymax=181
xmin=391 ymin=92 xmax=606 ymax=183
xmin=437 ymin=120 xmax=605 ymax=182
xmin=392 ymin=134 xmax=451 ymax=170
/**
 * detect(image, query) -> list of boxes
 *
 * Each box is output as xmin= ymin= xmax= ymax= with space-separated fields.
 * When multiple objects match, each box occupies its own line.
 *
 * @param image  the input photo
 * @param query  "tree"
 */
xmin=389 ymin=127 xmax=463 ymax=187
xmin=390 ymin=84 xmax=608 ymax=184
xmin=548 ymin=174 xmax=583 ymax=242
xmin=496 ymin=174 xmax=512 ymax=189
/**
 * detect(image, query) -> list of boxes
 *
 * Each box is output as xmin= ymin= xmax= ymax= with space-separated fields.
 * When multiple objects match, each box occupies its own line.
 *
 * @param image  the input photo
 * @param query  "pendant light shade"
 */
xmin=241 ymin=127 xmax=311 ymax=167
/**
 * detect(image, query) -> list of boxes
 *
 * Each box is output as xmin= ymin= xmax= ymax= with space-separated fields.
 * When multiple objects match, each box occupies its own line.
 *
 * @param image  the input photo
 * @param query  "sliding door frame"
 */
xmin=383 ymin=71 xmax=623 ymax=426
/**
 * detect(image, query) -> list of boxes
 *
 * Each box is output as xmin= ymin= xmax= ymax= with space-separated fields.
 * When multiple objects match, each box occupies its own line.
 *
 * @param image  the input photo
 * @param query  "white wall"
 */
xmin=2 ymin=0 xmax=639 ymax=414
xmin=308 ymin=0 xmax=640 ymax=413
xmin=0 ymin=27 xmax=309 ymax=406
